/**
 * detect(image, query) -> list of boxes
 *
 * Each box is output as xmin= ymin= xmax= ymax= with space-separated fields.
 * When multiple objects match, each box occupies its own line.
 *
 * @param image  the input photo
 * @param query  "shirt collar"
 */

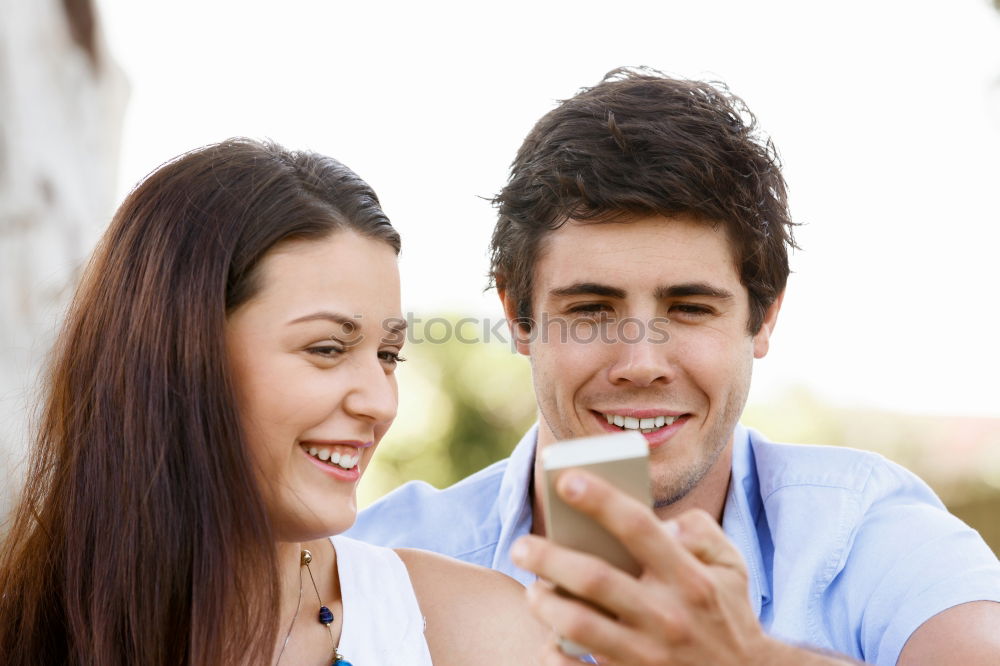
xmin=492 ymin=424 xmax=539 ymax=586
xmin=722 ymin=423 xmax=770 ymax=614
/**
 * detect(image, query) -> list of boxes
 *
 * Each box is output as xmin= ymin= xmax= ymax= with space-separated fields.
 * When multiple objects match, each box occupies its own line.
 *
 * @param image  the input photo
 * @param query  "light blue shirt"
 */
xmin=350 ymin=424 xmax=1000 ymax=665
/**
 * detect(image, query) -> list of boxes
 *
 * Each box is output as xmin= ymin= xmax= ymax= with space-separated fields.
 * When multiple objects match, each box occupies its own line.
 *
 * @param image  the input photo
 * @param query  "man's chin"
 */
xmin=651 ymin=480 xmax=696 ymax=509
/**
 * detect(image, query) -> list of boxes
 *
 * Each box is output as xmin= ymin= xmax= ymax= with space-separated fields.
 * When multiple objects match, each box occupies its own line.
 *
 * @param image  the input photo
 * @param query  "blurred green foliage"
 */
xmin=358 ymin=315 xmax=536 ymax=506
xmin=360 ymin=316 xmax=1000 ymax=555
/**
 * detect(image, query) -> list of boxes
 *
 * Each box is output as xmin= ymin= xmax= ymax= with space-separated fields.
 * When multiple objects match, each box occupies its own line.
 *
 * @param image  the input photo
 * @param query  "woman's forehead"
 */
xmin=247 ymin=233 xmax=402 ymax=325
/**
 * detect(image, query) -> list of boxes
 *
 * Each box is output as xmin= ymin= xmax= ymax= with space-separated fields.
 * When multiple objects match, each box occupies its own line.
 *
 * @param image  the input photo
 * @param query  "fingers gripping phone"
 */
xmin=540 ymin=432 xmax=652 ymax=657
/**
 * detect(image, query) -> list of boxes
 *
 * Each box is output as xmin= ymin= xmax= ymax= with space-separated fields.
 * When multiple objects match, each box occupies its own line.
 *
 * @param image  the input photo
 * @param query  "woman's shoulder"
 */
xmin=395 ymin=548 xmax=548 ymax=665
xmin=395 ymin=547 xmax=514 ymax=592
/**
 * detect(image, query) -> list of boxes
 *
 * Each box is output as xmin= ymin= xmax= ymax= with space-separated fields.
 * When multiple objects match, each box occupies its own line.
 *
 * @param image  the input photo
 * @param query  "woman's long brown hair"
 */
xmin=0 ymin=139 xmax=400 ymax=664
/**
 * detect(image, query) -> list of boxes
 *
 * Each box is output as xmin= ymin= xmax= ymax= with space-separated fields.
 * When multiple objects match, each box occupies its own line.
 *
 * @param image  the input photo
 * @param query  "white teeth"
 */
xmin=641 ymin=428 xmax=653 ymax=434
xmin=305 ymin=447 xmax=359 ymax=469
xmin=602 ymin=413 xmax=682 ymax=431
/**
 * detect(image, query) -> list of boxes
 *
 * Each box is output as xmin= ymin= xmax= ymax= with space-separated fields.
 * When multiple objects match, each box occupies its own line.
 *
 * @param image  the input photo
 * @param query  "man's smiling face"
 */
xmin=507 ymin=214 xmax=780 ymax=513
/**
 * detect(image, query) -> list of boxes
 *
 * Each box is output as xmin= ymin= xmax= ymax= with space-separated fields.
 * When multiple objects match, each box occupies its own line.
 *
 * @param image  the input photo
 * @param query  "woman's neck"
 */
xmin=272 ymin=537 xmax=344 ymax=665
xmin=276 ymin=540 xmax=305 ymax=619
xmin=276 ymin=537 xmax=342 ymax=615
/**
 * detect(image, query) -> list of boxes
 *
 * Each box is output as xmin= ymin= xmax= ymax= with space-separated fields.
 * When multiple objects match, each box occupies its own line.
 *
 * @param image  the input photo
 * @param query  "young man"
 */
xmin=350 ymin=68 xmax=1000 ymax=664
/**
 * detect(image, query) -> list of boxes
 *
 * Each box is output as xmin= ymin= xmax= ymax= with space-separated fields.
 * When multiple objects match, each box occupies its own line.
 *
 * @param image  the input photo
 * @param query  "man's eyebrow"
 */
xmin=549 ymin=282 xmax=627 ymax=299
xmin=655 ymin=282 xmax=734 ymax=300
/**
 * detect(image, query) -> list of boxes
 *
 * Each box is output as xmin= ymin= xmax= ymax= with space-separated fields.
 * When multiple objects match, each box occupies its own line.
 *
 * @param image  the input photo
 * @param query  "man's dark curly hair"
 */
xmin=489 ymin=67 xmax=797 ymax=334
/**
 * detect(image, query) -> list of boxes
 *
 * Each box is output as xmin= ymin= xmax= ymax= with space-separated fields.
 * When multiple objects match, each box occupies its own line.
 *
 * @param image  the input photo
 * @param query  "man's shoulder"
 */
xmin=347 ymin=457 xmax=511 ymax=558
xmin=746 ymin=430 xmax=1000 ymax=664
xmin=748 ymin=431 xmax=931 ymax=505
xmin=745 ymin=430 xmax=994 ymax=571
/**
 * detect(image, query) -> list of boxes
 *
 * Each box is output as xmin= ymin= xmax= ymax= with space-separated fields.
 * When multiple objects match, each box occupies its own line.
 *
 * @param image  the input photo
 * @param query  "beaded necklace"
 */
xmin=275 ymin=548 xmax=352 ymax=666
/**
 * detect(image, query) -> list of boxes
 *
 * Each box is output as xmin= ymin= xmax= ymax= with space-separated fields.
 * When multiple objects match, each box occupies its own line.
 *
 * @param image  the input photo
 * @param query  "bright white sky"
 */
xmin=95 ymin=0 xmax=1000 ymax=417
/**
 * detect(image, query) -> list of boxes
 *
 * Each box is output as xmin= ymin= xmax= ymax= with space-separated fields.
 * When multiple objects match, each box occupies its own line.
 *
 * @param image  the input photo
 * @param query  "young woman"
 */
xmin=0 ymin=139 xmax=547 ymax=664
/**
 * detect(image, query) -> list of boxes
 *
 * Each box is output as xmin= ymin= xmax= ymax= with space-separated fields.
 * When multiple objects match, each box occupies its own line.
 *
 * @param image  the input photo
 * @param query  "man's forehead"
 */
xmin=533 ymin=215 xmax=740 ymax=292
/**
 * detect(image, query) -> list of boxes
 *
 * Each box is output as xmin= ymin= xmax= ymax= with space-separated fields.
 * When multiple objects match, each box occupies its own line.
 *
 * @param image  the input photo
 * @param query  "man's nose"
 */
xmin=606 ymin=318 xmax=675 ymax=387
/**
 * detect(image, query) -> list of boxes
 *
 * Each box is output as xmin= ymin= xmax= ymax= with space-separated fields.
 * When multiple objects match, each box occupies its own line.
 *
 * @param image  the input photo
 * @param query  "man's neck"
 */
xmin=652 ymin=443 xmax=733 ymax=524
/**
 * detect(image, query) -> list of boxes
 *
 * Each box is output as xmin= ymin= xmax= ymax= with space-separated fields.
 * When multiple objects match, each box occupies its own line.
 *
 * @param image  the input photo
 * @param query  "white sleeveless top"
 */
xmin=329 ymin=535 xmax=433 ymax=665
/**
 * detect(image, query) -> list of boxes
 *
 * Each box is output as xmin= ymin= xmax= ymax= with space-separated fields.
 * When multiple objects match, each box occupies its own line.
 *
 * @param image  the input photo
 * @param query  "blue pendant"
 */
xmin=318 ymin=605 xmax=334 ymax=625
xmin=333 ymin=660 xmax=352 ymax=666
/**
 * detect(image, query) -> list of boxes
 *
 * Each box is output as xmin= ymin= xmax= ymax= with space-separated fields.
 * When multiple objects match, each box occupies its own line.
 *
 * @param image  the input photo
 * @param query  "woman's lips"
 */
xmin=299 ymin=443 xmax=365 ymax=481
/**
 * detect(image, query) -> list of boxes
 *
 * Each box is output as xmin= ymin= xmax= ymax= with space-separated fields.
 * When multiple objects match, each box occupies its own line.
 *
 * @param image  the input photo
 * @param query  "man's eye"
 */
xmin=568 ymin=304 xmax=613 ymax=318
xmin=670 ymin=304 xmax=713 ymax=317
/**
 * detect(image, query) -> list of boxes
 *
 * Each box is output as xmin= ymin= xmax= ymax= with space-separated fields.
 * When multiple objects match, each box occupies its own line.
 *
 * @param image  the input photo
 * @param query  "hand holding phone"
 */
xmin=540 ymin=431 xmax=652 ymax=657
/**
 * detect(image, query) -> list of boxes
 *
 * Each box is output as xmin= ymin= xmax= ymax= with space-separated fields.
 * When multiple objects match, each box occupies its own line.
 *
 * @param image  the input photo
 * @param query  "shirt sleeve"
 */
xmin=852 ymin=460 xmax=1000 ymax=666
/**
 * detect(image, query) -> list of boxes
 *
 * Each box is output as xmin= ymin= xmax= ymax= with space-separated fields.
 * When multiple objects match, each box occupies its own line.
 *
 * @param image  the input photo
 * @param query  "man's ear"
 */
xmin=753 ymin=290 xmax=784 ymax=359
xmin=497 ymin=288 xmax=532 ymax=357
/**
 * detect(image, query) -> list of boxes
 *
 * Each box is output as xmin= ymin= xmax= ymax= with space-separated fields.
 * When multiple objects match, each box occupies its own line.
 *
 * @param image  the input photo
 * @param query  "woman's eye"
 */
xmin=306 ymin=345 xmax=345 ymax=358
xmin=378 ymin=351 xmax=407 ymax=367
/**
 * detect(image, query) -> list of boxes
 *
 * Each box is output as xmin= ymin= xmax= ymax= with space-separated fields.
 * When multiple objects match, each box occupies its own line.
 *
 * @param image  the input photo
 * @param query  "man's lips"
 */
xmin=591 ymin=410 xmax=690 ymax=449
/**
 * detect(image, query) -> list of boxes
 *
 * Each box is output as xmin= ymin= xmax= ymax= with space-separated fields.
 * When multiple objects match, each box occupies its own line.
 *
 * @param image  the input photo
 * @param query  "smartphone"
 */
xmin=540 ymin=431 xmax=652 ymax=657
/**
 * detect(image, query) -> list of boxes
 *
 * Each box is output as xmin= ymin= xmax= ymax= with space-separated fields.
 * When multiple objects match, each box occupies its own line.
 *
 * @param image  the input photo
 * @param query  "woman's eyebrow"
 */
xmin=286 ymin=311 xmax=359 ymax=327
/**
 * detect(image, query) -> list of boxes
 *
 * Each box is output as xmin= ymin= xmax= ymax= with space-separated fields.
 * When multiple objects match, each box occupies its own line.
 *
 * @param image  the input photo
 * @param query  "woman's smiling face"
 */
xmin=226 ymin=231 xmax=404 ymax=541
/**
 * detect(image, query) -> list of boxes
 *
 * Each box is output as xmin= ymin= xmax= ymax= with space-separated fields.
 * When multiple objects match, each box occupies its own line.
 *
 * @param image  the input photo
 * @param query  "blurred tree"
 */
xmin=0 ymin=0 xmax=127 ymax=525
